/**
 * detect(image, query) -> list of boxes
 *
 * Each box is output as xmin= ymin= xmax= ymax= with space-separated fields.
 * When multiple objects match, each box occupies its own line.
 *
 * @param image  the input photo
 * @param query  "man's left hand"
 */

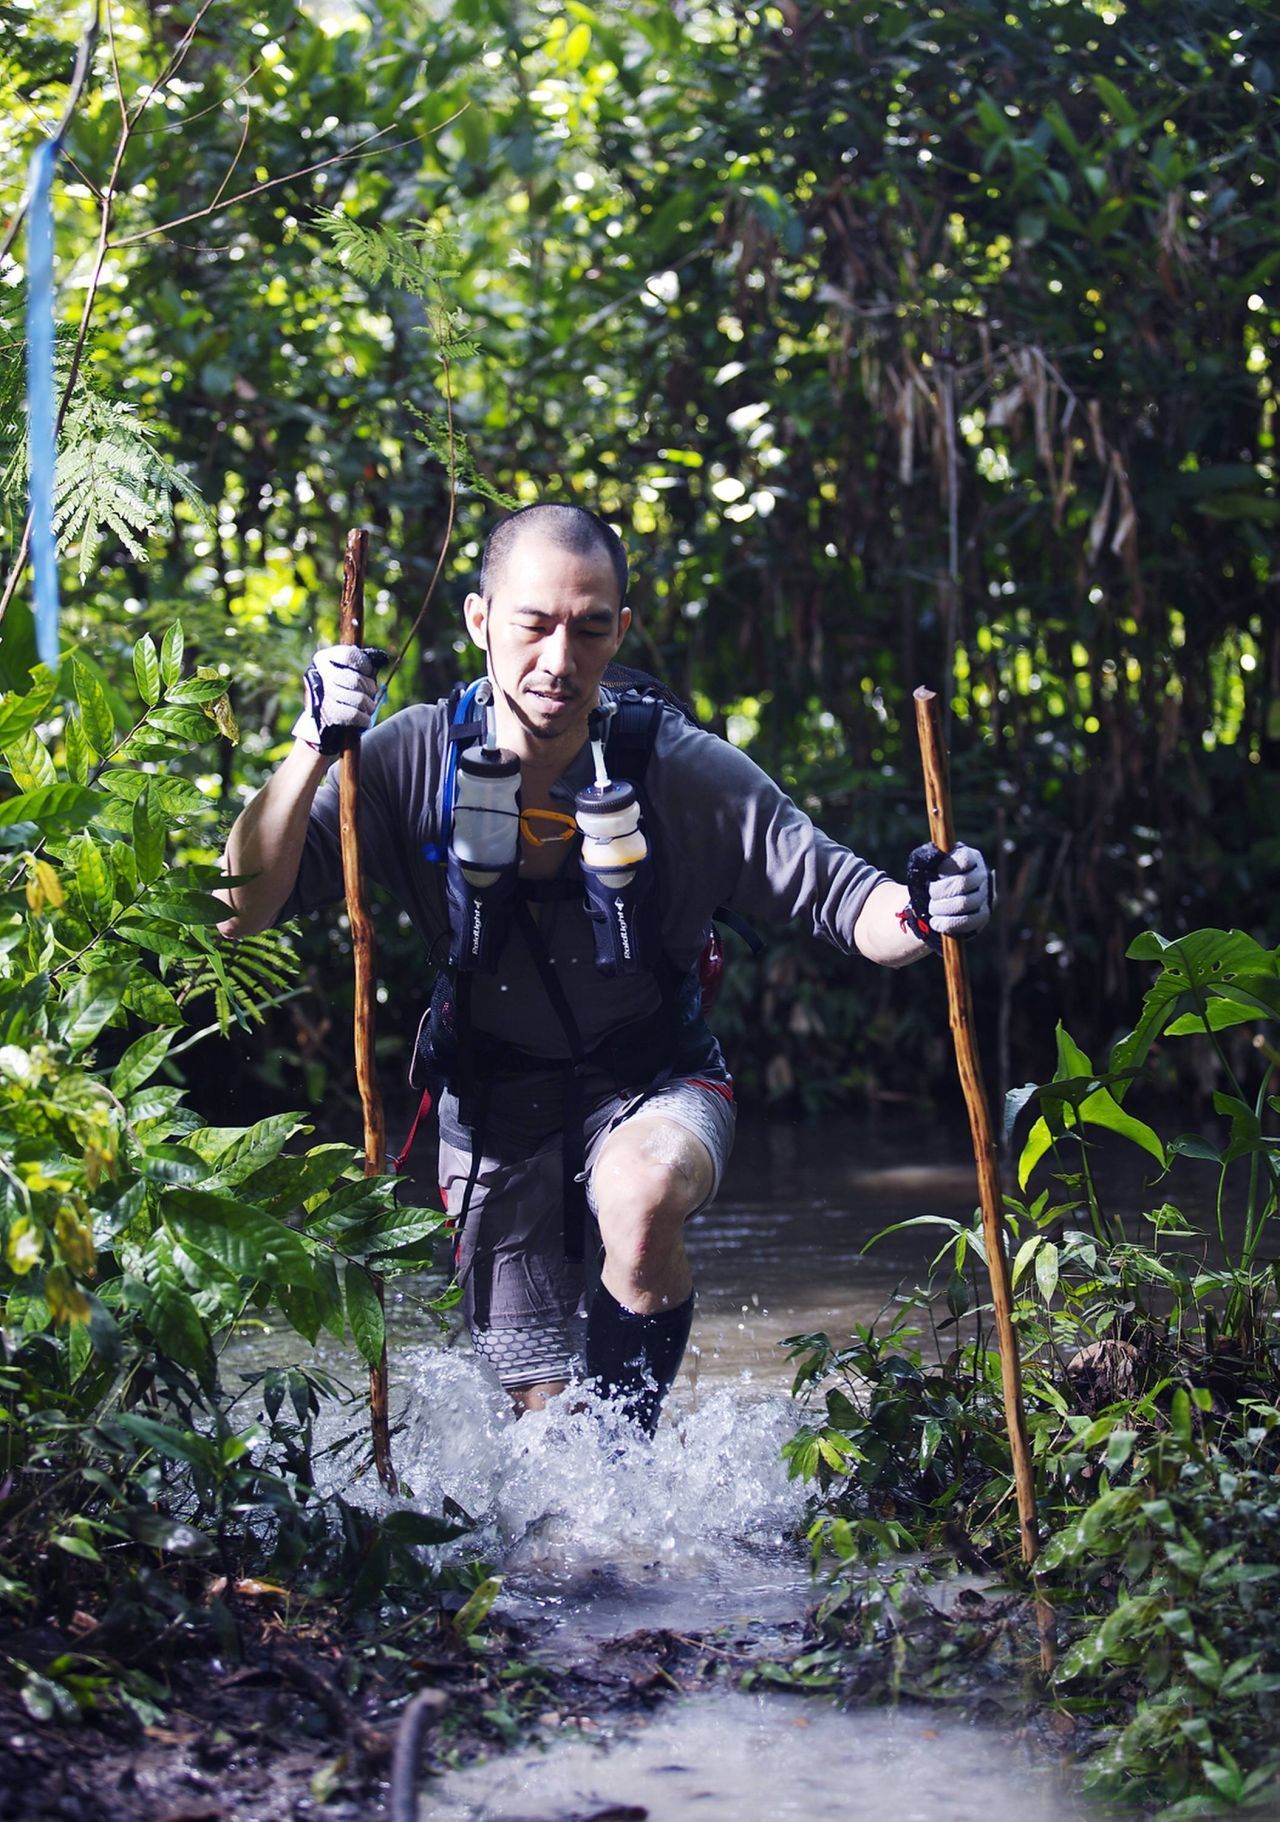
xmin=900 ymin=843 xmax=995 ymax=952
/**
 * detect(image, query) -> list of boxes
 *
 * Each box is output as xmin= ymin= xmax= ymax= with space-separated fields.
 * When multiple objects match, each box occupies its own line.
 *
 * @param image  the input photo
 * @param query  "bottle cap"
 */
xmin=460 ymin=745 xmax=520 ymax=779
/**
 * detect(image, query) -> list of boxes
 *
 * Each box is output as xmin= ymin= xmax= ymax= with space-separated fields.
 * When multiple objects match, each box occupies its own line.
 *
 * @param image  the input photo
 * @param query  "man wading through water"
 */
xmin=217 ymin=504 xmax=993 ymax=1435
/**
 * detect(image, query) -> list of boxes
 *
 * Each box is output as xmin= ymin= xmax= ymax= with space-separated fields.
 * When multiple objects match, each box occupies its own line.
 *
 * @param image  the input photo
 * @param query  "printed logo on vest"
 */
xmin=613 ymin=896 xmax=631 ymax=961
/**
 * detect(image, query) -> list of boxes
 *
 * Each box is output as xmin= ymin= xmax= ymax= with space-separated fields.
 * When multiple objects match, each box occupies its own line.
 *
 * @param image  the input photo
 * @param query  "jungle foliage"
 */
xmin=783 ymin=925 xmax=1280 ymax=1816
xmin=1 ymin=0 xmax=1276 ymax=1116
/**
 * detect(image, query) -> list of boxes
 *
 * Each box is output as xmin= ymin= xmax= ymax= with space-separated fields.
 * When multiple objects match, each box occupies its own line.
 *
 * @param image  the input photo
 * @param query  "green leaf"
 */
xmin=164 ymin=674 xmax=233 ymax=706
xmin=51 ymin=1533 xmax=102 ymax=1563
xmin=160 ymin=623 xmax=184 ymax=691
xmin=452 ymin=1573 xmax=503 ymax=1640
xmin=1114 ymin=931 xmax=1279 ymax=1088
xmin=1035 ymin=1240 xmax=1060 ymax=1303
xmin=111 ymin=1027 xmax=176 ymax=1096
xmin=72 ymin=656 xmax=115 ymax=754
xmin=344 ymin=1262 xmax=386 ymax=1365
xmin=0 ymin=782 xmax=99 ymax=841
xmin=381 ymin=1509 xmax=472 ymax=1547
xmin=132 ymin=784 xmax=166 ymax=884
xmin=164 ymin=1188 xmax=317 ymax=1287
xmin=121 ymin=974 xmax=184 ymax=1027
xmin=3 ymin=726 xmax=58 ymax=791
xmin=108 ymin=1413 xmax=219 ymax=1473
xmin=98 ymin=771 xmax=207 ymax=817
xmin=141 ymin=887 xmax=228 ymax=925
xmin=133 ymin=635 xmax=161 ymax=707
xmin=123 ymin=1511 xmax=216 ymax=1556
xmin=72 ymin=835 xmax=114 ymax=925
xmin=0 ymin=667 xmax=59 ymax=746
xmin=57 ymin=965 xmax=131 ymax=1052
xmin=1018 ymin=1113 xmax=1055 ymax=1189
xmin=63 ymin=710 xmax=91 ymax=784
xmin=146 ymin=1285 xmax=210 ymax=1373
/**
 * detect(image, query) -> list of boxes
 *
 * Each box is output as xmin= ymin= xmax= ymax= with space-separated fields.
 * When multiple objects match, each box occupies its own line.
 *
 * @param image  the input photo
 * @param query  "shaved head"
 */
xmin=479 ymin=504 xmax=628 ymax=612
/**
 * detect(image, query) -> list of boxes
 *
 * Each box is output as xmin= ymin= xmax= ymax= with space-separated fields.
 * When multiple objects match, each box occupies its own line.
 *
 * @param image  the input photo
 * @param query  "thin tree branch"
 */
xmin=208 ymin=102 xmax=253 ymax=214
xmin=109 ymin=115 xmax=460 ymax=248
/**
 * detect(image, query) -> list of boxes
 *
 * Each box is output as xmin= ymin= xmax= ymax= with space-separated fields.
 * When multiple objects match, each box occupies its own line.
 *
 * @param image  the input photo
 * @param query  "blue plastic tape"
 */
xmin=26 ymin=138 xmax=61 ymax=672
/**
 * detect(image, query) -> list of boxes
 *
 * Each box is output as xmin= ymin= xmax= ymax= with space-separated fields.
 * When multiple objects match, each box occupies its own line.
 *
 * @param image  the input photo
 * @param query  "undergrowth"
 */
xmin=782 ymin=928 xmax=1280 ymax=1818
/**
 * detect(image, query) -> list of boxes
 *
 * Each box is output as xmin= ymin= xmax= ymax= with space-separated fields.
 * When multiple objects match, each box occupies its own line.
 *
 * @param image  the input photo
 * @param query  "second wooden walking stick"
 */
xmin=337 ymin=527 xmax=396 ymax=1494
xmin=913 ymin=685 xmax=1054 ymax=1673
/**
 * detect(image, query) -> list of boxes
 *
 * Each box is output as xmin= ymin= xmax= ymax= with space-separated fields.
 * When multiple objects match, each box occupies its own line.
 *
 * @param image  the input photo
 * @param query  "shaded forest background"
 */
xmin=2 ymin=0 xmax=1277 ymax=1123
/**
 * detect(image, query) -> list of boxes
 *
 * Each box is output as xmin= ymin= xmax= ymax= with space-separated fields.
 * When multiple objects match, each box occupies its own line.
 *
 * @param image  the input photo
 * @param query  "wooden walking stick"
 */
xmin=337 ymin=527 xmax=396 ymax=1494
xmin=913 ymin=685 xmax=1054 ymax=1673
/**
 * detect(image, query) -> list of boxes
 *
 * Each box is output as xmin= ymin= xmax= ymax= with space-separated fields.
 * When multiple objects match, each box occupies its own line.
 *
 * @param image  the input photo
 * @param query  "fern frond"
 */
xmin=174 ymin=927 xmax=300 ymax=1033
xmin=412 ymin=411 xmax=518 ymax=510
xmin=1 ymin=329 xmax=210 ymax=571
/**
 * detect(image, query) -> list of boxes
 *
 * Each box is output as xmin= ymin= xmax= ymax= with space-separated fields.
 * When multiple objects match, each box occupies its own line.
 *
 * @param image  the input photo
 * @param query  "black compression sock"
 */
xmin=585 ymin=1283 xmax=695 ymax=1437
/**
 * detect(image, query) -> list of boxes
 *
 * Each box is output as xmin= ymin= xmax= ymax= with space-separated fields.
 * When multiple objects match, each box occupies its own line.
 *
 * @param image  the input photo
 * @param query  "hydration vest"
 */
xmin=402 ymin=668 xmax=759 ymax=1268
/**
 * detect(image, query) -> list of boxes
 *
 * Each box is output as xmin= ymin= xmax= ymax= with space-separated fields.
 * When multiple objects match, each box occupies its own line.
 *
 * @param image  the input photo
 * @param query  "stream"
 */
xmin=252 ymin=1116 xmax=1096 ymax=1818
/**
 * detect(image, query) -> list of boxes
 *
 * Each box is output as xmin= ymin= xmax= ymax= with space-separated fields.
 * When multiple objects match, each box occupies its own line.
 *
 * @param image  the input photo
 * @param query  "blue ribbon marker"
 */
xmin=25 ymin=137 xmax=61 ymax=672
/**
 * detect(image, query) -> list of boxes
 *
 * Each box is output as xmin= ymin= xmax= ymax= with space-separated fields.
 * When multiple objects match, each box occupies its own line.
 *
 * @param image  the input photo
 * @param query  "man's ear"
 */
xmin=463 ymin=591 xmax=488 ymax=651
xmin=616 ymin=604 xmax=632 ymax=647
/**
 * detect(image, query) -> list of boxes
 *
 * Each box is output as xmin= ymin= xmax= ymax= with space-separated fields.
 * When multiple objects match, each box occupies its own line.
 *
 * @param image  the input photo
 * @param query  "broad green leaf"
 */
xmin=236 ymin=1144 xmax=356 ymax=1214
xmin=146 ymin=1285 xmax=210 ymax=1373
xmin=132 ymin=785 xmax=166 ymax=884
xmin=108 ymin=1413 xmax=219 ymax=1473
xmin=160 ymin=623 xmax=185 ymax=690
xmin=72 ymin=656 xmax=115 ymax=754
xmin=165 ymin=1187 xmax=317 ymax=1286
xmin=133 ymin=634 xmax=161 ymax=706
xmin=382 ymin=1509 xmax=472 ymax=1547
xmin=1077 ymin=1086 xmax=1166 ymax=1168
xmin=63 ymin=710 xmax=91 ymax=784
xmin=111 ymin=1028 xmax=177 ymax=1097
xmin=187 ymin=1113 xmax=308 ymax=1181
xmin=1114 ymin=930 xmax=1279 ymax=1090
xmin=1012 ymin=1233 xmax=1043 ymax=1288
xmin=344 ymin=1262 xmax=386 ymax=1365
xmin=0 ymin=782 xmax=99 ymax=839
xmin=57 ymin=966 xmax=131 ymax=1052
xmin=0 ymin=667 xmax=59 ymax=745
xmin=121 ymin=974 xmax=184 ymax=1026
xmin=140 ymin=888 xmax=227 ymax=925
xmin=1035 ymin=1240 xmax=1060 ymax=1303
xmin=72 ymin=835 xmax=114 ymax=925
xmin=98 ymin=770 xmax=207 ymax=816
xmin=123 ymin=1511 xmax=216 ymax=1556
xmin=2 ymin=727 xmax=58 ymax=791
xmin=1018 ymin=1113 xmax=1055 ymax=1189
xmin=164 ymin=674 xmax=233 ymax=706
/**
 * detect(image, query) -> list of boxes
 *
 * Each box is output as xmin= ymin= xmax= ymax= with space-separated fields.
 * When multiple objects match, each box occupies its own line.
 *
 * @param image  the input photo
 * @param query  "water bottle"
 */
xmin=575 ymin=780 xmax=648 ymax=889
xmin=453 ymin=746 xmax=520 ymax=886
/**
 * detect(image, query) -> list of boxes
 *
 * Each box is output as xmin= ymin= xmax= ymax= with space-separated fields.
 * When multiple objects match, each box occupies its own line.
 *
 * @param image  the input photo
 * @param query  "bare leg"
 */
xmin=591 ymin=1114 xmax=714 ymax=1311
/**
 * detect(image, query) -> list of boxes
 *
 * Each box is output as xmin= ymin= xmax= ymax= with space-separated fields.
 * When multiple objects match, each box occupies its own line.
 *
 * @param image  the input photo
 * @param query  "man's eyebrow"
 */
xmin=510 ymin=603 xmax=616 ymax=621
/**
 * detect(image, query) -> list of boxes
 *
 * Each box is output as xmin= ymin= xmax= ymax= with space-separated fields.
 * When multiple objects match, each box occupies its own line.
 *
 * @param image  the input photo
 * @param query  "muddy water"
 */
xmin=422 ymin=1688 xmax=1091 ymax=1822
xmin=356 ymin=1117 xmax=1088 ymax=1821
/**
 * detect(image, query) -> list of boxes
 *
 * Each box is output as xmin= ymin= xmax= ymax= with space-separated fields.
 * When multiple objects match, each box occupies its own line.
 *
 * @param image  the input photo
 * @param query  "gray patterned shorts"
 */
xmin=438 ymin=1075 xmax=736 ymax=1390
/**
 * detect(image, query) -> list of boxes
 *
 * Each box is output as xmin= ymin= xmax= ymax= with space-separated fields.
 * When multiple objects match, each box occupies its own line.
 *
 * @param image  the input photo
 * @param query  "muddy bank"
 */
xmin=0 ymin=1605 xmax=748 ymax=1822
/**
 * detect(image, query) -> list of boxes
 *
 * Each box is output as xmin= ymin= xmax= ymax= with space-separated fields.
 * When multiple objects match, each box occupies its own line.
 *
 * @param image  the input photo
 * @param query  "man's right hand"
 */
xmin=293 ymin=645 xmax=389 ymax=756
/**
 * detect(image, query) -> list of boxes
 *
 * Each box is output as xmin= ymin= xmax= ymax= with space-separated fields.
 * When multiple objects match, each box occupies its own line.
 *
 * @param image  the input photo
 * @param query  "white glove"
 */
xmin=902 ymin=842 xmax=995 ymax=951
xmin=293 ymin=645 xmax=388 ymax=756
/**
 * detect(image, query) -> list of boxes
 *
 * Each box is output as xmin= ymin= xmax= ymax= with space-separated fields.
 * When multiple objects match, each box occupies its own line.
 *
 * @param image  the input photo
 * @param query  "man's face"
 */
xmin=464 ymin=532 xmax=630 ymax=750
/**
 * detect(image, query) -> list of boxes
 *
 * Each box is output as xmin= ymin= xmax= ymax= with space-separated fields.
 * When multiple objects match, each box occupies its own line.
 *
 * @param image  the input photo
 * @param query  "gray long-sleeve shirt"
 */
xmin=282 ymin=692 xmax=887 ymax=1071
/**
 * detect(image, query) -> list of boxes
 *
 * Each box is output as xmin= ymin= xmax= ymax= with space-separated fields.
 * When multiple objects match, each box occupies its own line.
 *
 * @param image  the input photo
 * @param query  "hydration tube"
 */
xmin=426 ymin=677 xmax=490 ymax=862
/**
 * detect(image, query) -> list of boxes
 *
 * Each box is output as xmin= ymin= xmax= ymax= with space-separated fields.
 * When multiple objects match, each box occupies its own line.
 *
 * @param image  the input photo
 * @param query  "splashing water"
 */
xmin=347 ymin=1350 xmax=815 ymax=1646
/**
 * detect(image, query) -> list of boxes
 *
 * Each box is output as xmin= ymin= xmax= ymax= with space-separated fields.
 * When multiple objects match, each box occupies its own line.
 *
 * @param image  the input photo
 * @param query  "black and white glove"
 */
xmin=898 ymin=842 xmax=995 ymax=954
xmin=293 ymin=645 xmax=389 ymax=756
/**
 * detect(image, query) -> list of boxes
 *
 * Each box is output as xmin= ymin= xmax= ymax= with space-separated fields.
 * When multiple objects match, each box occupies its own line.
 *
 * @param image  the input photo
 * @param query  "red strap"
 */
xmin=390 ymin=1085 xmax=434 ymax=1175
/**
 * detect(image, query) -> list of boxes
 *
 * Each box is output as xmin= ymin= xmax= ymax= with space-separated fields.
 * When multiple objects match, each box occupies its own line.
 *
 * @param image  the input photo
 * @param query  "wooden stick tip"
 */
xmin=913 ymin=685 xmax=937 ymax=703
